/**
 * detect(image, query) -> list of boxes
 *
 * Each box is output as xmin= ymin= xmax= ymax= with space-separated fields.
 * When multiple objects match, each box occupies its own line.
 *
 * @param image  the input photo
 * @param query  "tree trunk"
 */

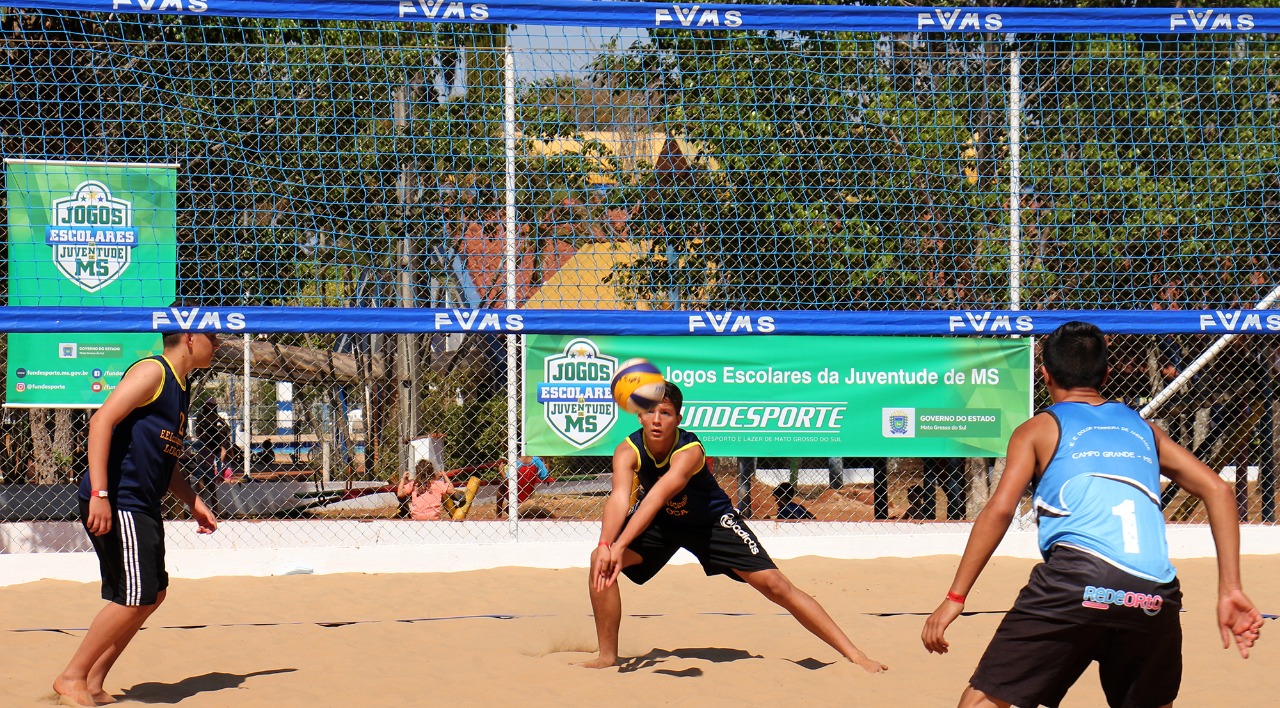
xmin=28 ymin=408 xmax=56 ymax=484
xmin=210 ymin=340 xmax=386 ymax=384
xmin=52 ymin=409 xmax=75 ymax=481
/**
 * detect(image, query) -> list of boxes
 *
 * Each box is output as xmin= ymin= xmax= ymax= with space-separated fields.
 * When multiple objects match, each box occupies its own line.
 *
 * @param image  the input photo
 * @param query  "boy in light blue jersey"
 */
xmin=922 ymin=321 xmax=1262 ymax=708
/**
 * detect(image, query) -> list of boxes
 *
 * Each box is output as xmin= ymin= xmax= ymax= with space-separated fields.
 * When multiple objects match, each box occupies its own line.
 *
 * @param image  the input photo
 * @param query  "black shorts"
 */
xmin=970 ymin=546 xmax=1182 ymax=708
xmin=80 ymin=499 xmax=169 ymax=606
xmin=622 ymin=513 xmax=777 ymax=585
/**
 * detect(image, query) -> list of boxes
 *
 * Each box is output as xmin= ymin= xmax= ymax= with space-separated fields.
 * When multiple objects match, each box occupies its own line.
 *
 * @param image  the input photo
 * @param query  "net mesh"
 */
xmin=1 ymin=8 xmax=1277 ymax=553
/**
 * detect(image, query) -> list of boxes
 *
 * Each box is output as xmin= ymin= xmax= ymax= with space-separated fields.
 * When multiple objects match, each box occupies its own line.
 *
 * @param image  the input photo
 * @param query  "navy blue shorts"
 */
xmin=621 ymin=513 xmax=777 ymax=585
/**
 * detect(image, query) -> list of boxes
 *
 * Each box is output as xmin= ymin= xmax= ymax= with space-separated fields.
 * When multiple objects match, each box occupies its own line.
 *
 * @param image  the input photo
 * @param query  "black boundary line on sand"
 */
xmin=12 ymin=610 xmax=1276 ymax=634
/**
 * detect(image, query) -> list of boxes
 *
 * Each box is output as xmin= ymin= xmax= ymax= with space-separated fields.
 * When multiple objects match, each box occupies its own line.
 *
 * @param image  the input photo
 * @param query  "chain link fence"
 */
xmin=1 ymin=7 xmax=1278 ymax=554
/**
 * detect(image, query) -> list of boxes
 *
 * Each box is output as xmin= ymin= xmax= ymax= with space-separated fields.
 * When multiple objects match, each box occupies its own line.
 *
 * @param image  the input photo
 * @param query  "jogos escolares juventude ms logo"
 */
xmin=539 ymin=338 xmax=618 ymax=449
xmin=47 ymin=180 xmax=137 ymax=293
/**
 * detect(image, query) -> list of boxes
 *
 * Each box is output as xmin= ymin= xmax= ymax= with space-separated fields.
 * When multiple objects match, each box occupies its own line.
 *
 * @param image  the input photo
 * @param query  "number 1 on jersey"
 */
xmin=1111 ymin=498 xmax=1140 ymax=554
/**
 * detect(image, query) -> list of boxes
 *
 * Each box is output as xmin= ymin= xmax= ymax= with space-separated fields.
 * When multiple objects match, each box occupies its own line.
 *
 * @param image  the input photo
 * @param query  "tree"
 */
xmin=595 ymin=28 xmax=1013 ymax=310
xmin=596 ymin=23 xmax=1278 ymax=314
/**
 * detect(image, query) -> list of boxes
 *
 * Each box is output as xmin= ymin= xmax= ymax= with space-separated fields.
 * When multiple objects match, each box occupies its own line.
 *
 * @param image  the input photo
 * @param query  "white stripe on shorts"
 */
xmin=118 ymin=511 xmax=140 ymax=605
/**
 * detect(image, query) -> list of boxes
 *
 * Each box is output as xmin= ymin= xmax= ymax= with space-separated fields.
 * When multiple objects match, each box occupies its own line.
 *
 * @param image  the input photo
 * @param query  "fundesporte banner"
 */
xmin=5 ymin=160 xmax=178 ymax=407
xmin=524 ymin=335 xmax=1033 ymax=458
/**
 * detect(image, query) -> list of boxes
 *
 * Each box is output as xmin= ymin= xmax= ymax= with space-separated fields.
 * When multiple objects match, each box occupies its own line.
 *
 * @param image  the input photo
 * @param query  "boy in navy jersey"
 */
xmin=922 ymin=322 xmax=1262 ymax=708
xmin=54 ymin=330 xmax=219 ymax=707
xmin=580 ymin=382 xmax=885 ymax=673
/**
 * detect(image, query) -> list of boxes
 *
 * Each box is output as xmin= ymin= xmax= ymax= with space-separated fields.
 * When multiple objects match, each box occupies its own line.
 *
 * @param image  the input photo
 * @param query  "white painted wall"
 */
xmin=3 ymin=520 xmax=1277 ymax=588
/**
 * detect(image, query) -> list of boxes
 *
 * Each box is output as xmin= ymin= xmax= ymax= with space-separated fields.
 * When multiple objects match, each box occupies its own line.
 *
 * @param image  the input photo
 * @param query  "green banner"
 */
xmin=524 ymin=335 xmax=1033 ymax=457
xmin=6 ymin=160 xmax=177 ymax=407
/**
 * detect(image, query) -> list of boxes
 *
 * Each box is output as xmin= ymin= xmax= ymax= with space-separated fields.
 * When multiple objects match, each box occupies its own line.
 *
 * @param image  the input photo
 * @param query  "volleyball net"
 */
xmin=2 ymin=4 xmax=1279 ymax=553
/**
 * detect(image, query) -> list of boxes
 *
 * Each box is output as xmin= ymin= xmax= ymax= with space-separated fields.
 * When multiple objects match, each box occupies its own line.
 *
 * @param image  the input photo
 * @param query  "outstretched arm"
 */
xmin=592 ymin=443 xmax=638 ymax=592
xmin=922 ymin=415 xmax=1045 ymax=654
xmin=595 ymin=443 xmax=702 ymax=590
xmin=1154 ymin=424 xmax=1263 ymax=658
xmin=169 ymin=469 xmax=217 ymax=534
xmin=614 ymin=445 xmax=701 ymax=549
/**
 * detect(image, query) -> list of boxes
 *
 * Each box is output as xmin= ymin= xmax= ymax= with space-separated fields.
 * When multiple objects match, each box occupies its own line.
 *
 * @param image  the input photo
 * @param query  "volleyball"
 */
xmin=611 ymin=358 xmax=666 ymax=415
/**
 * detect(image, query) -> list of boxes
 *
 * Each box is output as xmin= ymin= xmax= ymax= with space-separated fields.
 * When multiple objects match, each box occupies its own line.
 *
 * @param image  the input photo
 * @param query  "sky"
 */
xmin=510 ymin=25 xmax=647 ymax=82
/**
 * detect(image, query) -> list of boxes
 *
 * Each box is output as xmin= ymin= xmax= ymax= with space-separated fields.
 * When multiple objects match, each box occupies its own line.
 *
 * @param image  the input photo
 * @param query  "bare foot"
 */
xmin=576 ymin=656 xmax=619 ymax=669
xmin=52 ymin=675 xmax=97 ymax=707
xmin=90 ymin=690 xmax=117 ymax=704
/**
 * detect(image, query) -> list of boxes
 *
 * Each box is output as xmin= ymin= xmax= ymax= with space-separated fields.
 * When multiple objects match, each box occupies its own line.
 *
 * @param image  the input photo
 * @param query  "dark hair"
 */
xmin=663 ymin=381 xmax=684 ymax=413
xmin=161 ymin=299 xmax=211 ymax=349
xmin=413 ymin=458 xmax=435 ymax=488
xmin=1042 ymin=321 xmax=1108 ymax=390
xmin=772 ymin=482 xmax=797 ymax=504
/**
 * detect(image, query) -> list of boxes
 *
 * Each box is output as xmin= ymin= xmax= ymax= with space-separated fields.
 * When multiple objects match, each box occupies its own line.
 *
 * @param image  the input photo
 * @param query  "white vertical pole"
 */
xmin=394 ymin=83 xmax=415 ymax=478
xmin=1141 ymin=284 xmax=1280 ymax=419
xmin=1008 ymin=49 xmax=1023 ymax=312
xmin=1008 ymin=53 xmax=1028 ymax=518
xmin=504 ymin=39 xmax=520 ymax=535
xmin=276 ymin=381 xmax=293 ymax=436
xmin=322 ymin=438 xmax=332 ymax=486
xmin=242 ymin=333 xmax=251 ymax=479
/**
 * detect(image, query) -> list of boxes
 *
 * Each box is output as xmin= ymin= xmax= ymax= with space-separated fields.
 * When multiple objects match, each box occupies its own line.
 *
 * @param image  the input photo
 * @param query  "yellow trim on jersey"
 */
xmin=159 ymin=354 xmax=187 ymax=391
xmin=625 ymin=437 xmax=641 ymax=474
xmin=666 ymin=441 xmax=703 ymax=467
xmin=129 ymin=358 xmax=166 ymax=407
xmin=642 ymin=438 xmax=703 ymax=468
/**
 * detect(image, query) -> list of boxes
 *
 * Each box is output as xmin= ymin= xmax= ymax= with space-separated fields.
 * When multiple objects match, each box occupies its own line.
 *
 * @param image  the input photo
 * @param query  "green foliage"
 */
xmin=600 ymin=30 xmax=1013 ymax=309
xmin=1014 ymin=34 xmax=1280 ymax=306
xmin=599 ymin=28 xmax=1279 ymax=310
xmin=5 ymin=9 xmax=1280 ymax=478
xmin=419 ymin=365 xmax=506 ymax=472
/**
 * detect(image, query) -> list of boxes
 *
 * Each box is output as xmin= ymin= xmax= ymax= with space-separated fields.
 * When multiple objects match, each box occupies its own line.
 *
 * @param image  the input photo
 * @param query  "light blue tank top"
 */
xmin=1034 ymin=401 xmax=1175 ymax=582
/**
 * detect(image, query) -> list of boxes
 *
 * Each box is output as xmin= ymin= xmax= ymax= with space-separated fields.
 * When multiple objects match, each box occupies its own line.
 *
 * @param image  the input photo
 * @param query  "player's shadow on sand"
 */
xmin=786 ymin=657 xmax=835 ymax=670
xmin=620 ymin=647 xmax=761 ymax=674
xmin=115 ymin=668 xmax=296 ymax=703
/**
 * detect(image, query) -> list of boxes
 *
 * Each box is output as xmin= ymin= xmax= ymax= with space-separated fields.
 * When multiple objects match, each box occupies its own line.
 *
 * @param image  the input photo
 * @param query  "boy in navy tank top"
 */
xmin=54 ymin=330 xmax=219 ymax=707
xmin=922 ymin=322 xmax=1262 ymax=708
xmin=579 ymin=382 xmax=886 ymax=673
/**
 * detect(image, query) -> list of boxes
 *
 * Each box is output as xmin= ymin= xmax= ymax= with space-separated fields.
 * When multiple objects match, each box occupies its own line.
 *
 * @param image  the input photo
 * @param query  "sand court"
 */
xmin=3 ymin=555 xmax=1276 ymax=707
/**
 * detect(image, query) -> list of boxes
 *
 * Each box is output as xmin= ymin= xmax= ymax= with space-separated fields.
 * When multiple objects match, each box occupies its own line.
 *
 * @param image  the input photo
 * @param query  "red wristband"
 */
xmin=946 ymin=591 xmax=967 ymax=604
xmin=597 ymin=540 xmax=611 ymax=548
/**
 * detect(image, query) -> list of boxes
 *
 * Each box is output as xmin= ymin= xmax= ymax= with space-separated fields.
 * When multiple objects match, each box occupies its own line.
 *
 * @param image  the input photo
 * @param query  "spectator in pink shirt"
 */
xmin=396 ymin=460 xmax=453 ymax=521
